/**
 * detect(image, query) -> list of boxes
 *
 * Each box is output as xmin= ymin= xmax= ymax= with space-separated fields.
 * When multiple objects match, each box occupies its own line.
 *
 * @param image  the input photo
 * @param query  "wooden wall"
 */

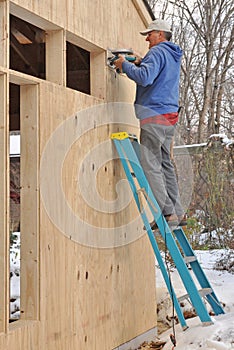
xmin=0 ymin=1 xmax=157 ymax=349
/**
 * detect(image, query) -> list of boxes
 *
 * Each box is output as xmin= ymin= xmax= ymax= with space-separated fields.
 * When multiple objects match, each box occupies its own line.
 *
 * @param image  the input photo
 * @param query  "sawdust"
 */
xmin=137 ymin=339 xmax=167 ymax=349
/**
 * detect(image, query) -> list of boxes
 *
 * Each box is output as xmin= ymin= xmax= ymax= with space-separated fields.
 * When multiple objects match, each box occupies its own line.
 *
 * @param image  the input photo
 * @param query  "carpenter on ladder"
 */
xmin=114 ymin=18 xmax=187 ymax=230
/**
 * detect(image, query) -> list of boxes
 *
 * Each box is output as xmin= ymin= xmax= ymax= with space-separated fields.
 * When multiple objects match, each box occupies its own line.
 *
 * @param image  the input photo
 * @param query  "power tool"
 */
xmin=107 ymin=48 xmax=136 ymax=72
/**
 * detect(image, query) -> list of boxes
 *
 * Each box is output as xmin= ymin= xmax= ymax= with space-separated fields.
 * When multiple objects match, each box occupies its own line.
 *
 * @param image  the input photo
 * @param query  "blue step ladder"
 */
xmin=111 ymin=132 xmax=225 ymax=330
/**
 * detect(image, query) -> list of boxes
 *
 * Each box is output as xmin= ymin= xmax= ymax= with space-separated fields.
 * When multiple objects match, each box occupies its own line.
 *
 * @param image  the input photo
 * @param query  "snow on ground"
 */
xmin=209 ymin=134 xmax=234 ymax=149
xmin=9 ymin=232 xmax=20 ymax=320
xmin=157 ymin=250 xmax=234 ymax=350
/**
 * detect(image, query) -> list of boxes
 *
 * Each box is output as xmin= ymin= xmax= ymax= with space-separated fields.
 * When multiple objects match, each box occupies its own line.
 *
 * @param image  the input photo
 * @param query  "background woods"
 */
xmin=148 ymin=0 xmax=233 ymax=143
xmin=147 ymin=0 xmax=234 ymax=245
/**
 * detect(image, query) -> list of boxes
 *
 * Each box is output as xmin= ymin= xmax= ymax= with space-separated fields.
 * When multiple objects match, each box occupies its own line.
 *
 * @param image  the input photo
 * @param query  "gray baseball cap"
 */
xmin=140 ymin=19 xmax=172 ymax=35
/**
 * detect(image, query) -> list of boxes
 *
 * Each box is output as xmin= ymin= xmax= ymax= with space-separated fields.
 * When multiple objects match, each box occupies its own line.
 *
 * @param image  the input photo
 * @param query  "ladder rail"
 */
xmin=115 ymin=138 xmax=211 ymax=325
xmin=111 ymin=133 xmax=225 ymax=329
xmin=114 ymin=137 xmax=213 ymax=324
xmin=119 ymin=139 xmax=214 ymax=323
xmin=113 ymin=139 xmax=188 ymax=329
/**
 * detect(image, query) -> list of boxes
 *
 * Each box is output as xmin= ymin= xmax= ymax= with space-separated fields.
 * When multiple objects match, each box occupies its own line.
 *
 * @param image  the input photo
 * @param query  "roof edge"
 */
xmin=142 ymin=0 xmax=155 ymax=20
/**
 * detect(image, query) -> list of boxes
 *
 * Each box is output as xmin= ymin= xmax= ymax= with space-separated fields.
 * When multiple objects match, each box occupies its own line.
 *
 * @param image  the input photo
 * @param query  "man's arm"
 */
xmin=114 ymin=51 xmax=161 ymax=87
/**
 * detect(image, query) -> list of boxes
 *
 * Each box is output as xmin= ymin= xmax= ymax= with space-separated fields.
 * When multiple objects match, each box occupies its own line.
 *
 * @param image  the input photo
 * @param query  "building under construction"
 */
xmin=0 ymin=1 xmax=225 ymax=349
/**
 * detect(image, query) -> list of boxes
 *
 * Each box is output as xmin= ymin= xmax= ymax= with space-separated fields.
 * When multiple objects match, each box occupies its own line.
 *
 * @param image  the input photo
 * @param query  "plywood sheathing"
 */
xmin=38 ymin=84 xmax=157 ymax=349
xmin=10 ymin=0 xmax=151 ymax=56
xmin=0 ymin=0 xmax=157 ymax=348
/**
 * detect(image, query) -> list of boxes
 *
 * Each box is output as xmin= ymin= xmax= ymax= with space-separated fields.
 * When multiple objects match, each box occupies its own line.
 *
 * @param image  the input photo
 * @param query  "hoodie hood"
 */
xmin=156 ymin=41 xmax=183 ymax=62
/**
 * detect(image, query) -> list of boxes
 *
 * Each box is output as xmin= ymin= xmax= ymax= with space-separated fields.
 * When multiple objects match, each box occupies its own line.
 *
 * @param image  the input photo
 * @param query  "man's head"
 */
xmin=140 ymin=19 xmax=172 ymax=49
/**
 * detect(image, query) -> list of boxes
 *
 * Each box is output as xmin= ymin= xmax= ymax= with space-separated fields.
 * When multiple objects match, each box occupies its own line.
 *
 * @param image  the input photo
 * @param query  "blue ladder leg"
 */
xmin=174 ymin=228 xmax=225 ymax=315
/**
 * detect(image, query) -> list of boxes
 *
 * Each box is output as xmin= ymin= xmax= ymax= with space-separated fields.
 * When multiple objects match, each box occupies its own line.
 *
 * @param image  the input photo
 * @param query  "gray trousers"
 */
xmin=140 ymin=123 xmax=184 ymax=217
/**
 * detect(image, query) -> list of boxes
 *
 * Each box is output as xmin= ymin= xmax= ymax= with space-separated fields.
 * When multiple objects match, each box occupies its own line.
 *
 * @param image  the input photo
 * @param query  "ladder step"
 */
xmin=178 ymin=288 xmax=213 ymax=303
xmin=184 ymin=256 xmax=197 ymax=264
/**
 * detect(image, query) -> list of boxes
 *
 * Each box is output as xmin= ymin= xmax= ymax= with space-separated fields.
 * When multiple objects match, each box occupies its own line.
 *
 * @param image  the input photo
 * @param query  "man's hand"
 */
xmin=133 ymin=52 xmax=142 ymax=65
xmin=114 ymin=54 xmax=126 ymax=72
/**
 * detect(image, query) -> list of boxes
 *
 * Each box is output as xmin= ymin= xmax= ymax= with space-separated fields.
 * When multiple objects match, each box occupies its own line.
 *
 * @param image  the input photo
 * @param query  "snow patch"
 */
xmin=209 ymin=133 xmax=234 ymax=149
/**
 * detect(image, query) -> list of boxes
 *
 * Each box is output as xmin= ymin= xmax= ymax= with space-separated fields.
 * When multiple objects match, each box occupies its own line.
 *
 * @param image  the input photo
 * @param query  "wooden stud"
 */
xmin=90 ymin=51 xmax=106 ymax=100
xmin=0 ymin=73 xmax=9 ymax=333
xmin=10 ymin=71 xmax=40 ymax=86
xmin=0 ymin=0 xmax=9 ymax=68
xmin=46 ymin=30 xmax=66 ymax=86
xmin=20 ymin=84 xmax=39 ymax=320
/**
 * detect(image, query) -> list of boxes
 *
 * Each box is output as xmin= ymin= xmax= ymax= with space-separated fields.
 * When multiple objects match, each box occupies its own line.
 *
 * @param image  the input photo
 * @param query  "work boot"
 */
xmin=149 ymin=220 xmax=158 ymax=231
xmin=143 ymin=220 xmax=158 ymax=231
xmin=178 ymin=214 xmax=188 ymax=226
xmin=164 ymin=214 xmax=179 ymax=227
xmin=144 ymin=214 xmax=178 ymax=231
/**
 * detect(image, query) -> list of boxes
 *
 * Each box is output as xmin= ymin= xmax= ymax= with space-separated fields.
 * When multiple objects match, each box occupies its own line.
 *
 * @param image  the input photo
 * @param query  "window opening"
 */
xmin=10 ymin=15 xmax=46 ymax=79
xmin=66 ymin=41 xmax=90 ymax=94
xmin=9 ymin=83 xmax=20 ymax=322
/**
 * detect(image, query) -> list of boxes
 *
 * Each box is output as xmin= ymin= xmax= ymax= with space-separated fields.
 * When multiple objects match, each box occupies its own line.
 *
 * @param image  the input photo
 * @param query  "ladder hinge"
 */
xmin=111 ymin=132 xmax=138 ymax=140
xmin=111 ymin=132 xmax=129 ymax=140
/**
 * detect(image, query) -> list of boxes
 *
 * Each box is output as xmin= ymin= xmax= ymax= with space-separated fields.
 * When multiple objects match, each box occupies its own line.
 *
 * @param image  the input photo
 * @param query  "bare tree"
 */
xmin=147 ymin=0 xmax=170 ymax=18
xmin=147 ymin=0 xmax=234 ymax=143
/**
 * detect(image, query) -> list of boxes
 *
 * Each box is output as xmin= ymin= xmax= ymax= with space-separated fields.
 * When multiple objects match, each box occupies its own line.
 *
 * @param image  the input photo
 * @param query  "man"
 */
xmin=114 ymin=19 xmax=187 ymax=228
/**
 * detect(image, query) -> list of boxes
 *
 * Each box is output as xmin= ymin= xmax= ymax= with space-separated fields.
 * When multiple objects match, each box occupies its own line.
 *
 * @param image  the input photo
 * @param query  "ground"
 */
xmin=137 ymin=249 xmax=234 ymax=350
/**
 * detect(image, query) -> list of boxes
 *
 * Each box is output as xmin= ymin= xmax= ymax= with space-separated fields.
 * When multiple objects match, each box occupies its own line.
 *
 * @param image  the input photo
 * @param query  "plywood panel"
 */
xmin=132 ymin=0 xmax=152 ymax=26
xmin=10 ymin=1 xmax=66 ymax=30
xmin=66 ymin=0 xmax=108 ymax=47
xmin=66 ymin=0 xmax=150 ymax=56
xmin=39 ymin=212 xmax=156 ymax=350
xmin=10 ymin=0 xmax=151 ymax=56
xmin=38 ymin=83 xmax=156 ymax=349
xmin=106 ymin=69 xmax=137 ymax=103
xmin=7 ymin=321 xmax=40 ymax=350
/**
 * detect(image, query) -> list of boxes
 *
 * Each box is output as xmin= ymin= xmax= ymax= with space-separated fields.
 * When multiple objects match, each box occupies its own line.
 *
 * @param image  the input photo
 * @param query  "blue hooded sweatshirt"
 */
xmin=122 ymin=41 xmax=183 ymax=120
